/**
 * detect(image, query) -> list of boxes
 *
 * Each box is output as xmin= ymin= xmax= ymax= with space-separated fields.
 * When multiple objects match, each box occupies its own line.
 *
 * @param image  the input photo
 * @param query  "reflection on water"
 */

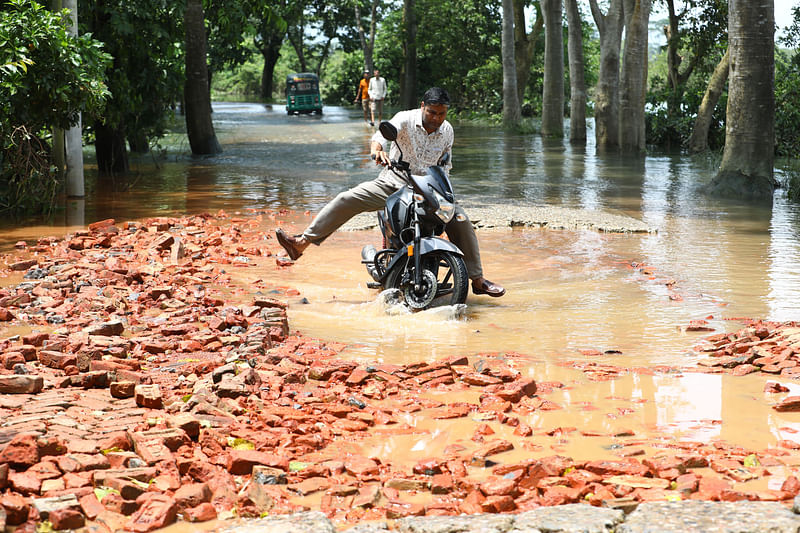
xmin=352 ymin=366 xmax=800 ymax=471
xmin=767 ymin=196 xmax=800 ymax=321
xmin=652 ymin=373 xmax=723 ymax=442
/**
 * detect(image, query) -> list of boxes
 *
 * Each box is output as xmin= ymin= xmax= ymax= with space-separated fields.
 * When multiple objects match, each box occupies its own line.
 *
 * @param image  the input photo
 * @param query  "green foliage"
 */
xmin=0 ymin=0 xmax=110 ymax=214
xmin=645 ymin=47 xmax=729 ymax=150
xmin=579 ymin=14 xmax=600 ymax=114
xmin=305 ymin=3 xmax=401 ymax=107
xmin=0 ymin=0 xmax=110 ymax=130
xmin=645 ymin=65 xmax=727 ymax=150
xmin=462 ymin=57 xmax=503 ymax=114
xmin=645 ymin=0 xmax=727 ymax=150
xmin=319 ymin=50 xmax=366 ymax=105
xmin=369 ymin=8 xmax=403 ymax=102
xmin=776 ymin=6 xmax=800 ymax=160
xmin=414 ymin=0 xmax=501 ymax=108
xmin=0 ymin=126 xmax=60 ymax=214
xmin=784 ymin=162 xmax=800 ymax=203
xmin=206 ymin=0 xmax=256 ymax=75
xmin=212 ymin=52 xmax=264 ymax=98
xmin=79 ymin=0 xmax=184 ymax=145
xmin=211 ymin=0 xmax=599 ymax=121
xmin=775 ymin=49 xmax=800 ymax=159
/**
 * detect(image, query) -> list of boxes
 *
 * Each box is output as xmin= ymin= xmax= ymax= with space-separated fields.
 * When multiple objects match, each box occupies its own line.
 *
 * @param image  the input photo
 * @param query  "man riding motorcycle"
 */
xmin=276 ymin=87 xmax=505 ymax=298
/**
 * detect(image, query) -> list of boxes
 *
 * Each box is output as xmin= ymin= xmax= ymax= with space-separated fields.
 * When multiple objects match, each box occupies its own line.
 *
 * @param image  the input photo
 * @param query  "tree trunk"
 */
xmin=541 ymin=0 xmax=564 ymax=137
xmin=709 ymin=0 xmax=775 ymax=203
xmin=259 ymin=33 xmax=283 ymax=101
xmin=127 ymin=131 xmax=149 ymax=154
xmin=589 ymin=0 xmax=624 ymax=151
xmin=688 ymin=49 xmax=729 ymax=154
xmin=665 ymin=0 xmax=681 ymax=91
xmin=664 ymin=0 xmax=708 ymax=109
xmin=316 ymin=37 xmax=333 ymax=77
xmin=400 ymin=0 xmax=417 ymax=108
xmin=51 ymin=0 xmax=66 ymax=180
xmin=184 ymin=0 xmax=221 ymax=155
xmin=513 ymin=0 xmax=543 ymax=105
xmin=53 ymin=127 xmax=65 ymax=178
xmin=94 ymin=121 xmax=129 ymax=175
xmin=502 ymin=0 xmax=521 ymax=126
xmin=354 ymin=0 xmax=377 ymax=74
xmin=565 ymin=0 xmax=586 ymax=143
xmin=288 ymin=23 xmax=307 ymax=72
xmin=619 ymin=0 xmax=651 ymax=152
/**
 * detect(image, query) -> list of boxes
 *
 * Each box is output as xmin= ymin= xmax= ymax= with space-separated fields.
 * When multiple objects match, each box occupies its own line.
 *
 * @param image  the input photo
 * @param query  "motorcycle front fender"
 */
xmin=380 ymin=237 xmax=463 ymax=282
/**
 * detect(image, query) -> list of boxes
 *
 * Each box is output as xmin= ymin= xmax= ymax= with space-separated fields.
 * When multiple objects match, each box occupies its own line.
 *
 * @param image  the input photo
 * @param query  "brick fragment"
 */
xmin=184 ymin=502 xmax=217 ymax=522
xmin=9 ymin=470 xmax=41 ymax=494
xmin=9 ymin=259 xmax=37 ymax=271
xmin=129 ymin=433 xmax=172 ymax=466
xmin=227 ymin=450 xmax=288 ymax=475
xmin=0 ymin=433 xmax=40 ymax=468
xmin=134 ymin=384 xmax=163 ymax=409
xmin=1 ymin=492 xmax=30 ymax=525
xmin=431 ymin=473 xmax=454 ymax=494
xmin=127 ymin=494 xmax=177 ymax=532
xmin=173 ymin=483 xmax=212 ymax=511
xmin=79 ymin=492 xmax=105 ymax=520
xmin=0 ymin=375 xmax=43 ymax=394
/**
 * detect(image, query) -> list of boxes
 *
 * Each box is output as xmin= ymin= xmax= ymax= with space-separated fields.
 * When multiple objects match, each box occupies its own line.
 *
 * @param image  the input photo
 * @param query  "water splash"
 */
xmin=374 ymin=289 xmax=467 ymax=320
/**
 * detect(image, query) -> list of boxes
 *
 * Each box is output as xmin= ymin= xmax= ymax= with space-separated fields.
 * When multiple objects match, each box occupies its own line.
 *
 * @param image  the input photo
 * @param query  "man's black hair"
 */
xmin=422 ymin=87 xmax=450 ymax=106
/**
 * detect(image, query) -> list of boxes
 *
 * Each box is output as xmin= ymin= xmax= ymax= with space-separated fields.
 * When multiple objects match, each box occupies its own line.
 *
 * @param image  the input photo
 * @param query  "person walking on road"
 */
xmin=275 ymin=87 xmax=506 ymax=298
xmin=368 ymin=69 xmax=387 ymax=126
xmin=354 ymin=70 xmax=371 ymax=125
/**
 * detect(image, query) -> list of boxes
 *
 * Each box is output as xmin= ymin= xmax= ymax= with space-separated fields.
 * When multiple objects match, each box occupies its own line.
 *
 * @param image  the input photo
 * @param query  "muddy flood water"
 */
xmin=5 ymin=102 xmax=800 ymax=520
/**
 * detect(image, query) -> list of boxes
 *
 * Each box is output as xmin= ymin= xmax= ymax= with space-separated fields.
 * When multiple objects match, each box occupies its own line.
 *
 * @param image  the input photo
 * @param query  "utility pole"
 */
xmin=64 ymin=0 xmax=85 ymax=198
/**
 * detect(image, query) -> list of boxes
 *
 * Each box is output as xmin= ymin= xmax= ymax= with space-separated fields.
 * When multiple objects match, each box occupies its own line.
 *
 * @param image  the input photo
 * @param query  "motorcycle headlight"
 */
xmin=432 ymin=189 xmax=455 ymax=223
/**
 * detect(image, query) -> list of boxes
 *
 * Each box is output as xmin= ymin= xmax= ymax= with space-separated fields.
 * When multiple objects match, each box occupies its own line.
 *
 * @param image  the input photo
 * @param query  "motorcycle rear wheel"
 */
xmin=385 ymin=251 xmax=468 ymax=309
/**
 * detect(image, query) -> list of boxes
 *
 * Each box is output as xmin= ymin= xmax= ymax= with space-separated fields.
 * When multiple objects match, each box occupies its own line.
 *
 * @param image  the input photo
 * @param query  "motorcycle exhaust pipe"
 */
xmin=361 ymin=245 xmax=381 ymax=282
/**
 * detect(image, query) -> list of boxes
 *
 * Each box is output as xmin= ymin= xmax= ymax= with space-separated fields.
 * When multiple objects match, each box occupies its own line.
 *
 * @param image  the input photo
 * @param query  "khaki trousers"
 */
xmin=303 ymin=173 xmax=483 ymax=279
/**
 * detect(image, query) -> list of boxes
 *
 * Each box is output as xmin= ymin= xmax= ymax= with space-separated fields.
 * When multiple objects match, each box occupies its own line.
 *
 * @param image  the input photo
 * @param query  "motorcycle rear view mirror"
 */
xmin=379 ymin=121 xmax=397 ymax=141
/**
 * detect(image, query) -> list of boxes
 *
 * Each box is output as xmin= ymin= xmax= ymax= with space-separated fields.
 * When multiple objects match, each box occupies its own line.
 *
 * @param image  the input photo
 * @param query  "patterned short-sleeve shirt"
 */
xmin=371 ymin=108 xmax=453 ymax=182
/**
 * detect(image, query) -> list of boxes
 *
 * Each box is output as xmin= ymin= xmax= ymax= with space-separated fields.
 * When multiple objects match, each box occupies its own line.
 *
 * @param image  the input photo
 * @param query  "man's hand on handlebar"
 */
xmin=371 ymin=150 xmax=390 ymax=167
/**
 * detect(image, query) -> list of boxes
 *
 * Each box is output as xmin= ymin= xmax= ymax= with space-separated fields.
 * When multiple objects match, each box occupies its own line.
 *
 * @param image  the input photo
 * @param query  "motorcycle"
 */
xmin=360 ymin=121 xmax=469 ymax=310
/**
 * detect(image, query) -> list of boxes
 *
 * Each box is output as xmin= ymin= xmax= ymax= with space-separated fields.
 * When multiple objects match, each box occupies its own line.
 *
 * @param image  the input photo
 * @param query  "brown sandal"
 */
xmin=275 ymin=228 xmax=303 ymax=260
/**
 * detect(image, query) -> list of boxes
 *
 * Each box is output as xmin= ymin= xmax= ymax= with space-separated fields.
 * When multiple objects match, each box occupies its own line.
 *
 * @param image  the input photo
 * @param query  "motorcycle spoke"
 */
xmin=435 ymin=287 xmax=454 ymax=297
xmin=440 ymin=268 xmax=453 ymax=287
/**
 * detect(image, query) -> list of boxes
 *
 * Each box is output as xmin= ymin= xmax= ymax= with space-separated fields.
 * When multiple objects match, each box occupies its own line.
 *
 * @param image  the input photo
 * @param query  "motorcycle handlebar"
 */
xmin=371 ymin=153 xmax=410 ymax=172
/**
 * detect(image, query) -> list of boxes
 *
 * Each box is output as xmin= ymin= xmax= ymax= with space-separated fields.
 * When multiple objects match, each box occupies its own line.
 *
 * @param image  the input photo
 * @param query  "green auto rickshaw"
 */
xmin=285 ymin=72 xmax=323 ymax=115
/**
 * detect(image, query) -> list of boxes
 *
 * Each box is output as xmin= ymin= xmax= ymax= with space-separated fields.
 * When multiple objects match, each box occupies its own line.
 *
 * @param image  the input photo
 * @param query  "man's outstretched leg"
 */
xmin=275 ymin=176 xmax=399 ymax=260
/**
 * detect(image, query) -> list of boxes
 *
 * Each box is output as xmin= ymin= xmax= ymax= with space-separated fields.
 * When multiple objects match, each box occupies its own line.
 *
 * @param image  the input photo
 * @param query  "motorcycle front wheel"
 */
xmin=385 ymin=251 xmax=468 ymax=309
